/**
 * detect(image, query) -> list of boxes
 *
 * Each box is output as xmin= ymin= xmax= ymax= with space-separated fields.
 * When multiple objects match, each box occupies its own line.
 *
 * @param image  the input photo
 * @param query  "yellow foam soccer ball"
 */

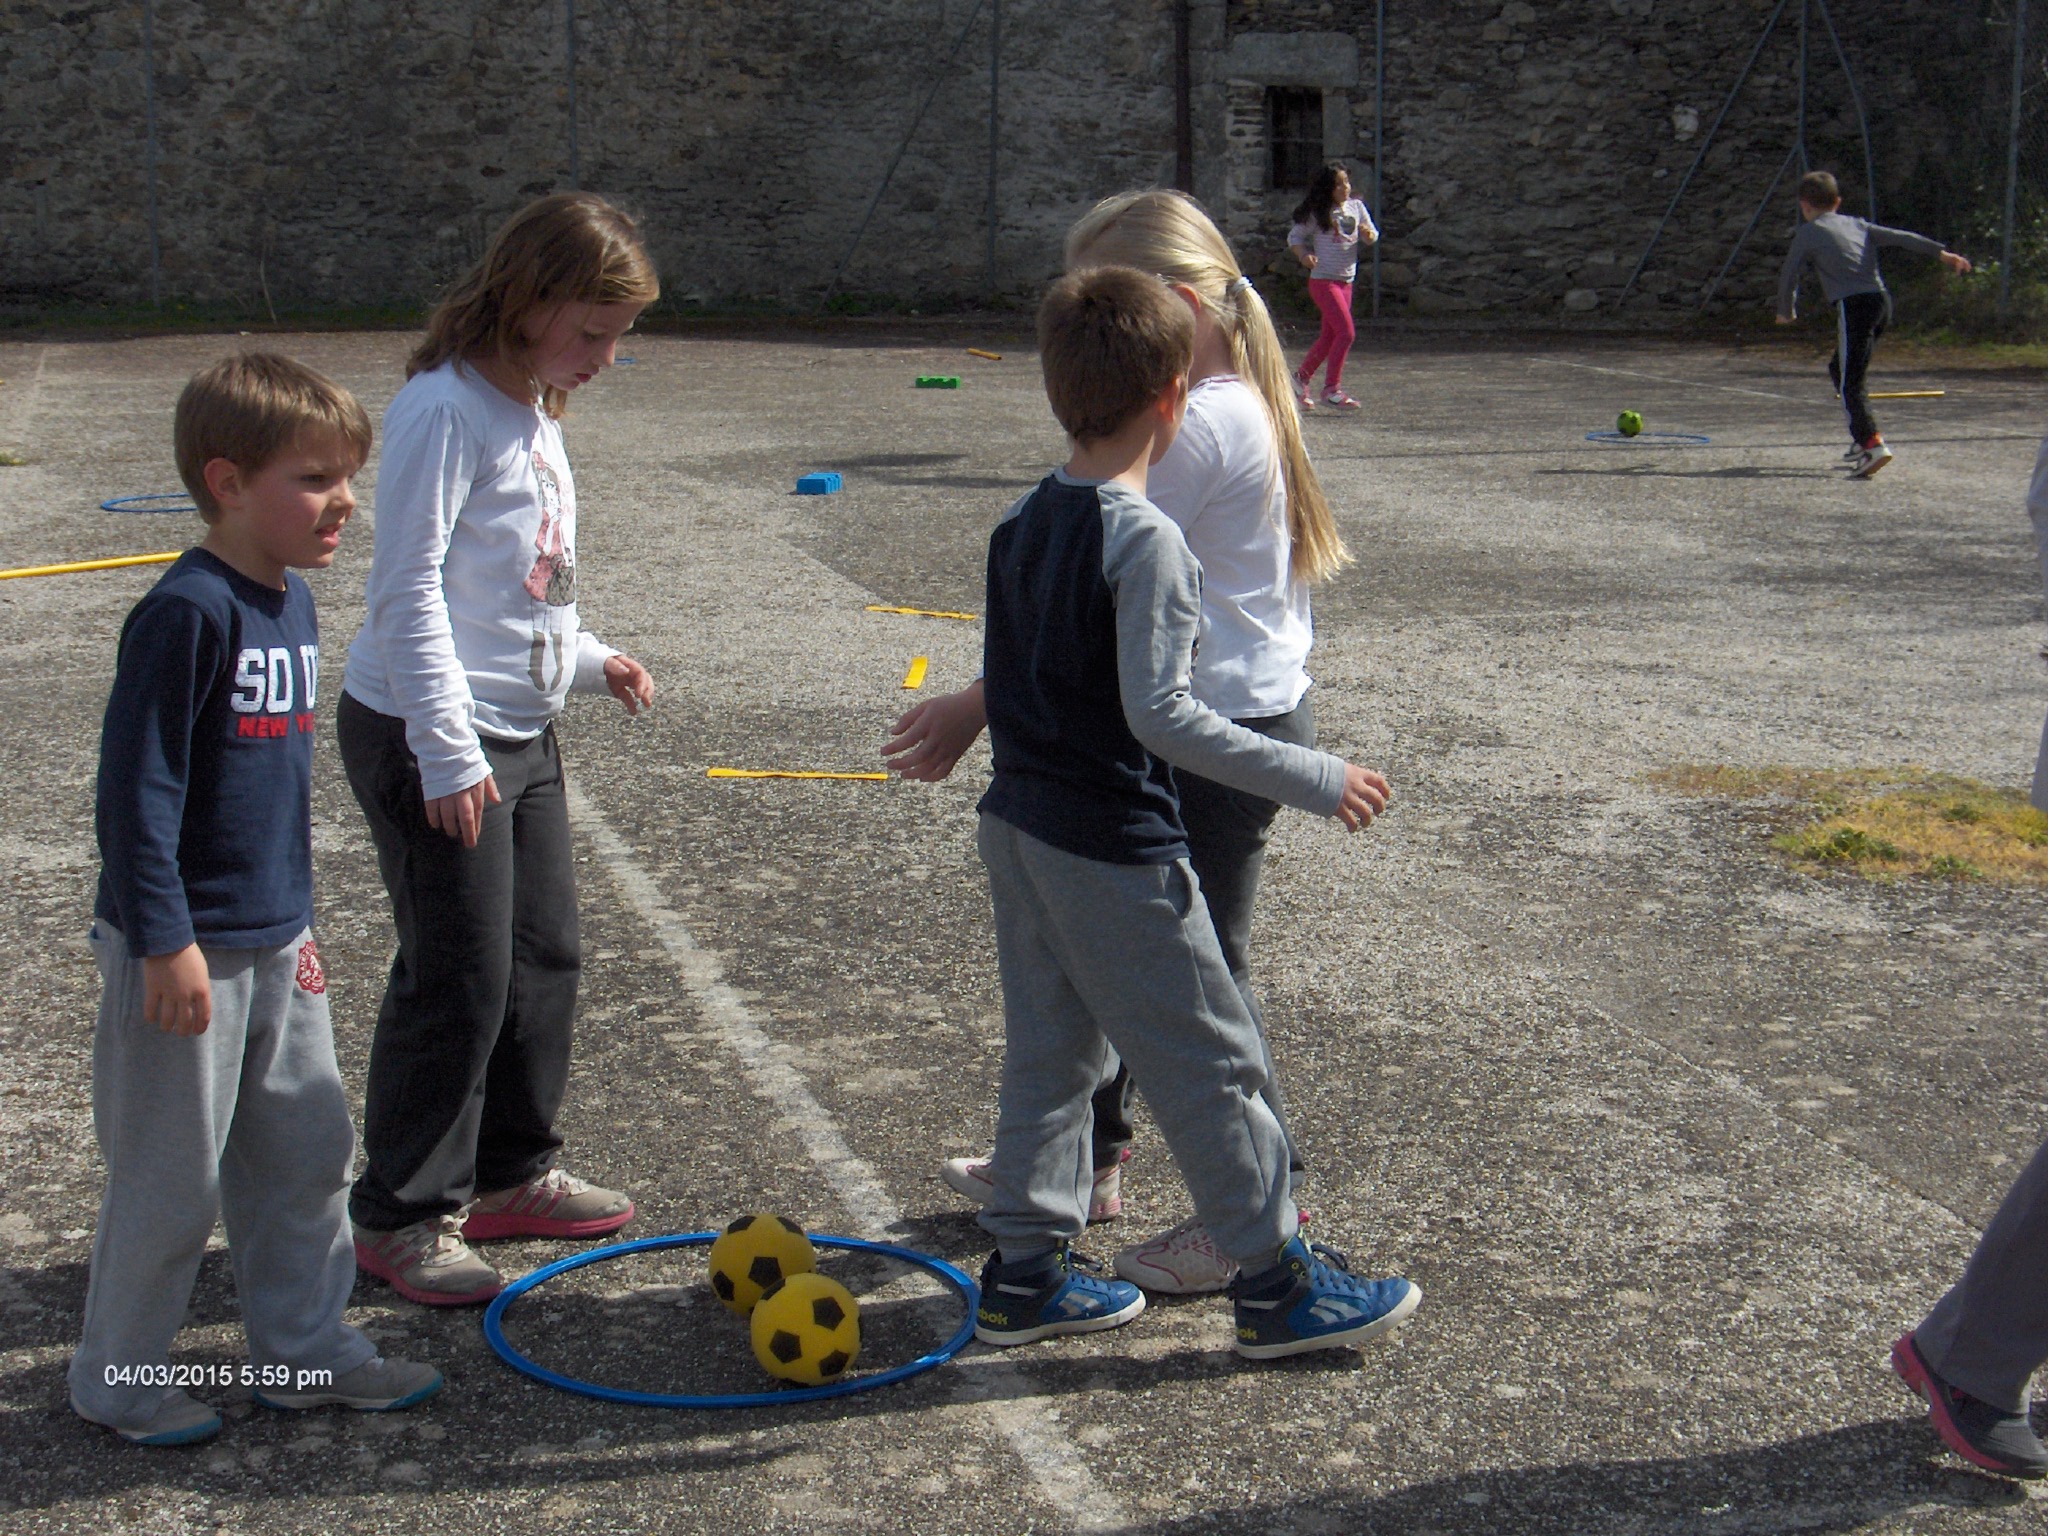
xmin=751 ymin=1272 xmax=861 ymax=1385
xmin=1617 ymin=409 xmax=1643 ymax=437
xmin=707 ymin=1213 xmax=816 ymax=1315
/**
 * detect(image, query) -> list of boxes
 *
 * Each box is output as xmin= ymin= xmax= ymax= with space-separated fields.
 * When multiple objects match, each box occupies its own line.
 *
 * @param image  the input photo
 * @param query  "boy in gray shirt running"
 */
xmin=968 ymin=265 xmax=1420 ymax=1359
xmin=1775 ymin=170 xmax=1971 ymax=479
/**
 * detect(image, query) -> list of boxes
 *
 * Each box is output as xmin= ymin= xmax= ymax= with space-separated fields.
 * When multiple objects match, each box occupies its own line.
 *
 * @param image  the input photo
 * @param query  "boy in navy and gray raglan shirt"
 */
xmin=70 ymin=354 xmax=439 ymax=1447
xmin=1776 ymin=169 xmax=1972 ymax=480
xmin=968 ymin=266 xmax=1421 ymax=1360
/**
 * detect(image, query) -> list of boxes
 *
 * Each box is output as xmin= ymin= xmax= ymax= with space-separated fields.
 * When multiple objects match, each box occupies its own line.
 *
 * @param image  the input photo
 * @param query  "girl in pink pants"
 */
xmin=1288 ymin=162 xmax=1377 ymax=411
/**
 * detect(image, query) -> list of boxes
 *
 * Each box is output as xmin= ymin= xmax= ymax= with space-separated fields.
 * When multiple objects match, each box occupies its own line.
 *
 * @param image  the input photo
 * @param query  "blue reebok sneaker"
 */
xmin=975 ymin=1246 xmax=1147 ymax=1346
xmin=1231 ymin=1235 xmax=1420 ymax=1360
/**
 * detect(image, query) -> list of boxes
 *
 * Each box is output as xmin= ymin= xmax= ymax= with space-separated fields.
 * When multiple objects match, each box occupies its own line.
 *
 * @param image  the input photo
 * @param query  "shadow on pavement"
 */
xmin=1112 ymin=1419 xmax=2035 ymax=1535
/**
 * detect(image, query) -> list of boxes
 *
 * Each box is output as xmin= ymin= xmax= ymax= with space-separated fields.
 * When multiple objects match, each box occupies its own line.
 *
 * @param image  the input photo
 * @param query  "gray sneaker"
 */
xmin=355 ymin=1213 xmax=503 ymax=1306
xmin=75 ymin=1387 xmax=221 ymax=1447
xmin=462 ymin=1168 xmax=635 ymax=1241
xmin=255 ymin=1355 xmax=444 ymax=1412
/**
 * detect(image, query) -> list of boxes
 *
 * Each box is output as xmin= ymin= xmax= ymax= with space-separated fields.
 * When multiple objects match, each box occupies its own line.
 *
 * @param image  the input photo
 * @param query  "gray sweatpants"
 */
xmin=975 ymin=814 xmax=1297 ymax=1266
xmin=68 ymin=923 xmax=374 ymax=1431
xmin=1915 ymin=1132 xmax=2048 ymax=1415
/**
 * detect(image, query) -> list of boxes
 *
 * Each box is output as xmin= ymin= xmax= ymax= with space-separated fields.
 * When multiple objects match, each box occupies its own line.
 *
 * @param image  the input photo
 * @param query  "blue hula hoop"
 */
xmin=101 ymin=493 xmax=198 ymax=514
xmin=482 ymin=1231 xmax=980 ymax=1408
xmin=1583 ymin=430 xmax=1712 ymax=446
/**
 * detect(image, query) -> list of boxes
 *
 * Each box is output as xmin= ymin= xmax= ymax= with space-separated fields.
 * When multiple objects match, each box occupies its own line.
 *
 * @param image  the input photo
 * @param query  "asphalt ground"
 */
xmin=0 ymin=326 xmax=2044 ymax=1534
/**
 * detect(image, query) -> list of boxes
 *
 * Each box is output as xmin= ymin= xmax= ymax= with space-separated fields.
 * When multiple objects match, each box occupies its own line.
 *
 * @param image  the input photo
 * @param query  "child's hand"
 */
xmin=883 ymin=681 xmax=988 ymax=782
xmin=1334 ymin=764 xmax=1391 ymax=832
xmin=426 ymin=774 xmax=501 ymax=848
xmin=605 ymin=653 xmax=655 ymax=715
xmin=1941 ymin=250 xmax=1973 ymax=275
xmin=143 ymin=944 xmax=212 ymax=1035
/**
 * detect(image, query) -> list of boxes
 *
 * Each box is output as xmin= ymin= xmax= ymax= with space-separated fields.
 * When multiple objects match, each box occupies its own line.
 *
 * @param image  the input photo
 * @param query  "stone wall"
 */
xmin=1210 ymin=0 xmax=1997 ymax=319
xmin=0 ymin=0 xmax=2001 ymax=319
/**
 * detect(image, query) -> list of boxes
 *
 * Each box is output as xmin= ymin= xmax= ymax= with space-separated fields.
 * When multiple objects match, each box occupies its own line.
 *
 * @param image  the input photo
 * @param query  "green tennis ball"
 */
xmin=1617 ymin=410 xmax=1643 ymax=437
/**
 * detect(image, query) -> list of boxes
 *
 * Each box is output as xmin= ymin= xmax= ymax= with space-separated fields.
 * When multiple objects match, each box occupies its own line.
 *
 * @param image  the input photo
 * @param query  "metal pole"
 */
xmin=1173 ymin=1 xmax=1192 ymax=193
xmin=1811 ymin=0 xmax=1875 ymax=220
xmin=823 ymin=0 xmax=989 ymax=309
xmin=566 ymin=0 xmax=579 ymax=188
xmin=144 ymin=0 xmax=161 ymax=306
xmin=1619 ymin=0 xmax=1792 ymax=304
xmin=986 ymin=0 xmax=1000 ymax=291
xmin=1795 ymin=0 xmax=1808 ymax=172
xmin=1371 ymin=0 xmax=1383 ymax=319
xmin=2005 ymin=0 xmax=2028 ymax=321
xmin=1698 ymin=140 xmax=1801 ymax=312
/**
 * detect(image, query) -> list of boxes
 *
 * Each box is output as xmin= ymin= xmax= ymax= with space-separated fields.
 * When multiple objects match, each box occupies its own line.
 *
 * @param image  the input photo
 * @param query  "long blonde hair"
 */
xmin=410 ymin=192 xmax=660 ymax=420
xmin=1064 ymin=190 xmax=1350 ymax=584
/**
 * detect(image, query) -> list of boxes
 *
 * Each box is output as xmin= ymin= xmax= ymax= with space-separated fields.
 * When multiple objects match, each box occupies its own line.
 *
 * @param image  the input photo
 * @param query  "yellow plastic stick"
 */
xmin=866 ymin=603 xmax=979 ymax=621
xmin=706 ymin=768 xmax=889 ymax=782
xmin=1867 ymin=390 xmax=1946 ymax=399
xmin=902 ymin=656 xmax=929 ymax=689
xmin=966 ymin=348 xmax=1003 ymax=361
xmin=0 ymin=551 xmax=180 ymax=581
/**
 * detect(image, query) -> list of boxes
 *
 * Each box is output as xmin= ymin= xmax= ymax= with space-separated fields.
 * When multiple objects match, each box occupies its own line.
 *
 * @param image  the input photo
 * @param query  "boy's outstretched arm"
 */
xmin=883 ymin=679 xmax=987 ymax=781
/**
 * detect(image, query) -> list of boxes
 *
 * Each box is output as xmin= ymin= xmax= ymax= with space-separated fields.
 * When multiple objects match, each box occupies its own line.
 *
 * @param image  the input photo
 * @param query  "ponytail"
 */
xmin=1066 ymin=190 xmax=1351 ymax=584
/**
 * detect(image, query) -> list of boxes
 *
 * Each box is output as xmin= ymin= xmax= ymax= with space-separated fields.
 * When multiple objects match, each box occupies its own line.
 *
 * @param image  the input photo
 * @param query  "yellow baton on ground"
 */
xmin=866 ymin=604 xmax=979 ymax=621
xmin=902 ymin=657 xmax=929 ymax=689
xmin=0 ymin=551 xmax=181 ymax=581
xmin=707 ymin=768 xmax=889 ymax=782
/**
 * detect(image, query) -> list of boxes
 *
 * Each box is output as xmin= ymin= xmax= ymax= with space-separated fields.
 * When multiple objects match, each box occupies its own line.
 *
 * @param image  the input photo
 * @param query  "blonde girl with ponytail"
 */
xmin=892 ymin=190 xmax=1358 ymax=1295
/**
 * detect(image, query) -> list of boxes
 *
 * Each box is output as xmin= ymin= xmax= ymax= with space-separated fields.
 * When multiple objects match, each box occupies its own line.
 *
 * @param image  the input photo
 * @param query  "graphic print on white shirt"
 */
xmin=524 ymin=446 xmax=578 ymax=693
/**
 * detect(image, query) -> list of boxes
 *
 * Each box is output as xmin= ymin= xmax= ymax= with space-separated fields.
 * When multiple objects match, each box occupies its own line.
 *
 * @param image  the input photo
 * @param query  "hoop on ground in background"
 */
xmin=482 ymin=1231 xmax=979 ymax=1408
xmin=1583 ymin=430 xmax=1712 ymax=447
xmin=101 ymin=493 xmax=198 ymax=514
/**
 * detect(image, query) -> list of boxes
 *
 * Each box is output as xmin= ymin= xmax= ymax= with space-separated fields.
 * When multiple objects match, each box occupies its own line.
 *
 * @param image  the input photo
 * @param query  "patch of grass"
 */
xmin=1652 ymin=764 xmax=2048 ymax=884
xmin=0 ymin=451 xmax=26 ymax=467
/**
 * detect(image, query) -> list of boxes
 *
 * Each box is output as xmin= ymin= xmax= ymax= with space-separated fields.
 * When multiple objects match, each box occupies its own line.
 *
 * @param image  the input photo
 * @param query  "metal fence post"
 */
xmin=2006 ymin=0 xmax=2028 ymax=321
xmin=144 ymin=0 xmax=161 ymax=306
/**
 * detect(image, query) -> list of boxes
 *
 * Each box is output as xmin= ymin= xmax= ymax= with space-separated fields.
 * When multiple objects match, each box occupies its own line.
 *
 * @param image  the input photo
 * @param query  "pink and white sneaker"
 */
xmin=1295 ymin=375 xmax=1316 ymax=411
xmin=1321 ymin=389 xmax=1362 ymax=410
xmin=461 ymin=1168 xmax=635 ymax=1241
xmin=940 ymin=1147 xmax=1129 ymax=1223
xmin=1112 ymin=1215 xmax=1239 ymax=1294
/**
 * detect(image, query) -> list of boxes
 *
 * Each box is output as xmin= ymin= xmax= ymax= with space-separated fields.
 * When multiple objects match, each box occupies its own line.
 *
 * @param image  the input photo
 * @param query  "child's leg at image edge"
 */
xmin=1913 ymin=1133 xmax=2048 ymax=1415
xmin=69 ymin=930 xmax=368 ymax=1430
xmin=975 ymin=815 xmax=1295 ymax=1267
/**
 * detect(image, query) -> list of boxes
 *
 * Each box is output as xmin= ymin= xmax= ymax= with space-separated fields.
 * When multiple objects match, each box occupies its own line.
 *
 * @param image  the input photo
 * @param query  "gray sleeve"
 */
xmin=1098 ymin=486 xmax=1347 ymax=816
xmin=1776 ymin=230 xmax=1810 ymax=318
xmin=1866 ymin=223 xmax=1945 ymax=258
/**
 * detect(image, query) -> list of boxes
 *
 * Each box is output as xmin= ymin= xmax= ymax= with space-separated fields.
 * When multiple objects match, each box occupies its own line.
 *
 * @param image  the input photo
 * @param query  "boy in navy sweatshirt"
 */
xmin=970 ymin=267 xmax=1421 ymax=1358
xmin=70 ymin=354 xmax=440 ymax=1446
xmin=1776 ymin=170 xmax=1971 ymax=479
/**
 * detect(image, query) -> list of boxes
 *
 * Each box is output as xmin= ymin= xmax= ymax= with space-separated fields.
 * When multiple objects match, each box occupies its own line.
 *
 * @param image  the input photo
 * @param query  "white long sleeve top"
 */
xmin=342 ymin=360 xmax=615 ymax=799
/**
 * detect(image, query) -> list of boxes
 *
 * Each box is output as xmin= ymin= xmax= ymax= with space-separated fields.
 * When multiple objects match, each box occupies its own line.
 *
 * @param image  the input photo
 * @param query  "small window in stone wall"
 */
xmin=1266 ymin=87 xmax=1324 ymax=191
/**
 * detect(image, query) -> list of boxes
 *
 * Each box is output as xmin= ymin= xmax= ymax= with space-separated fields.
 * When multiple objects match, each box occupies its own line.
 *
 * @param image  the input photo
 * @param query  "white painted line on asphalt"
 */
xmin=565 ymin=781 xmax=1127 ymax=1534
xmin=1540 ymin=356 xmax=1808 ymax=404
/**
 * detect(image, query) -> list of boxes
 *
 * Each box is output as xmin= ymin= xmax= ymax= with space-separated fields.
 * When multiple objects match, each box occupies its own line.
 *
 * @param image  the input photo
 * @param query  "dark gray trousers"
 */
xmin=1090 ymin=698 xmax=1314 ymax=1178
xmin=1916 ymin=1133 xmax=2048 ymax=1414
xmin=338 ymin=692 xmax=580 ymax=1232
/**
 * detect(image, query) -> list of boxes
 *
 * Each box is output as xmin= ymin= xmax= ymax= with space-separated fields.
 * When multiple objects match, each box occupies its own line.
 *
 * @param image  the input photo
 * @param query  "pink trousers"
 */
xmin=1298 ymin=278 xmax=1357 ymax=394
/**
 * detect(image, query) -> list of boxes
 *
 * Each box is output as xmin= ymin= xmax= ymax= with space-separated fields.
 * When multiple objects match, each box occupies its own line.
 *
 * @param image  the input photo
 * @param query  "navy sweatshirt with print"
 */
xmin=95 ymin=548 xmax=320 ymax=955
xmin=978 ymin=470 xmax=1346 ymax=865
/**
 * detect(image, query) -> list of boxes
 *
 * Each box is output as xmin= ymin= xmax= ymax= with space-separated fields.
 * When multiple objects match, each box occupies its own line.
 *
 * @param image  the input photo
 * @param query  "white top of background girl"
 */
xmin=1148 ymin=374 xmax=1313 ymax=719
xmin=343 ymin=359 xmax=618 ymax=801
xmin=1289 ymin=181 xmax=1378 ymax=284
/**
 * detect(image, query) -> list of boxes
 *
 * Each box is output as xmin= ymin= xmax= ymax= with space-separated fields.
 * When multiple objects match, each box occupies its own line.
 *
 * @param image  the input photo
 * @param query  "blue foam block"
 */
xmin=796 ymin=472 xmax=842 ymax=495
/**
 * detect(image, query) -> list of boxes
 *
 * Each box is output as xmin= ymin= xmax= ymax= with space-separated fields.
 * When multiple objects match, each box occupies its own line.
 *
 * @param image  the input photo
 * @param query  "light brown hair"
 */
xmin=1065 ymin=189 xmax=1351 ymax=583
xmin=1798 ymin=170 xmax=1841 ymax=209
xmin=1037 ymin=267 xmax=1194 ymax=445
xmin=173 ymin=352 xmax=371 ymax=522
xmin=409 ymin=192 xmax=659 ymax=419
